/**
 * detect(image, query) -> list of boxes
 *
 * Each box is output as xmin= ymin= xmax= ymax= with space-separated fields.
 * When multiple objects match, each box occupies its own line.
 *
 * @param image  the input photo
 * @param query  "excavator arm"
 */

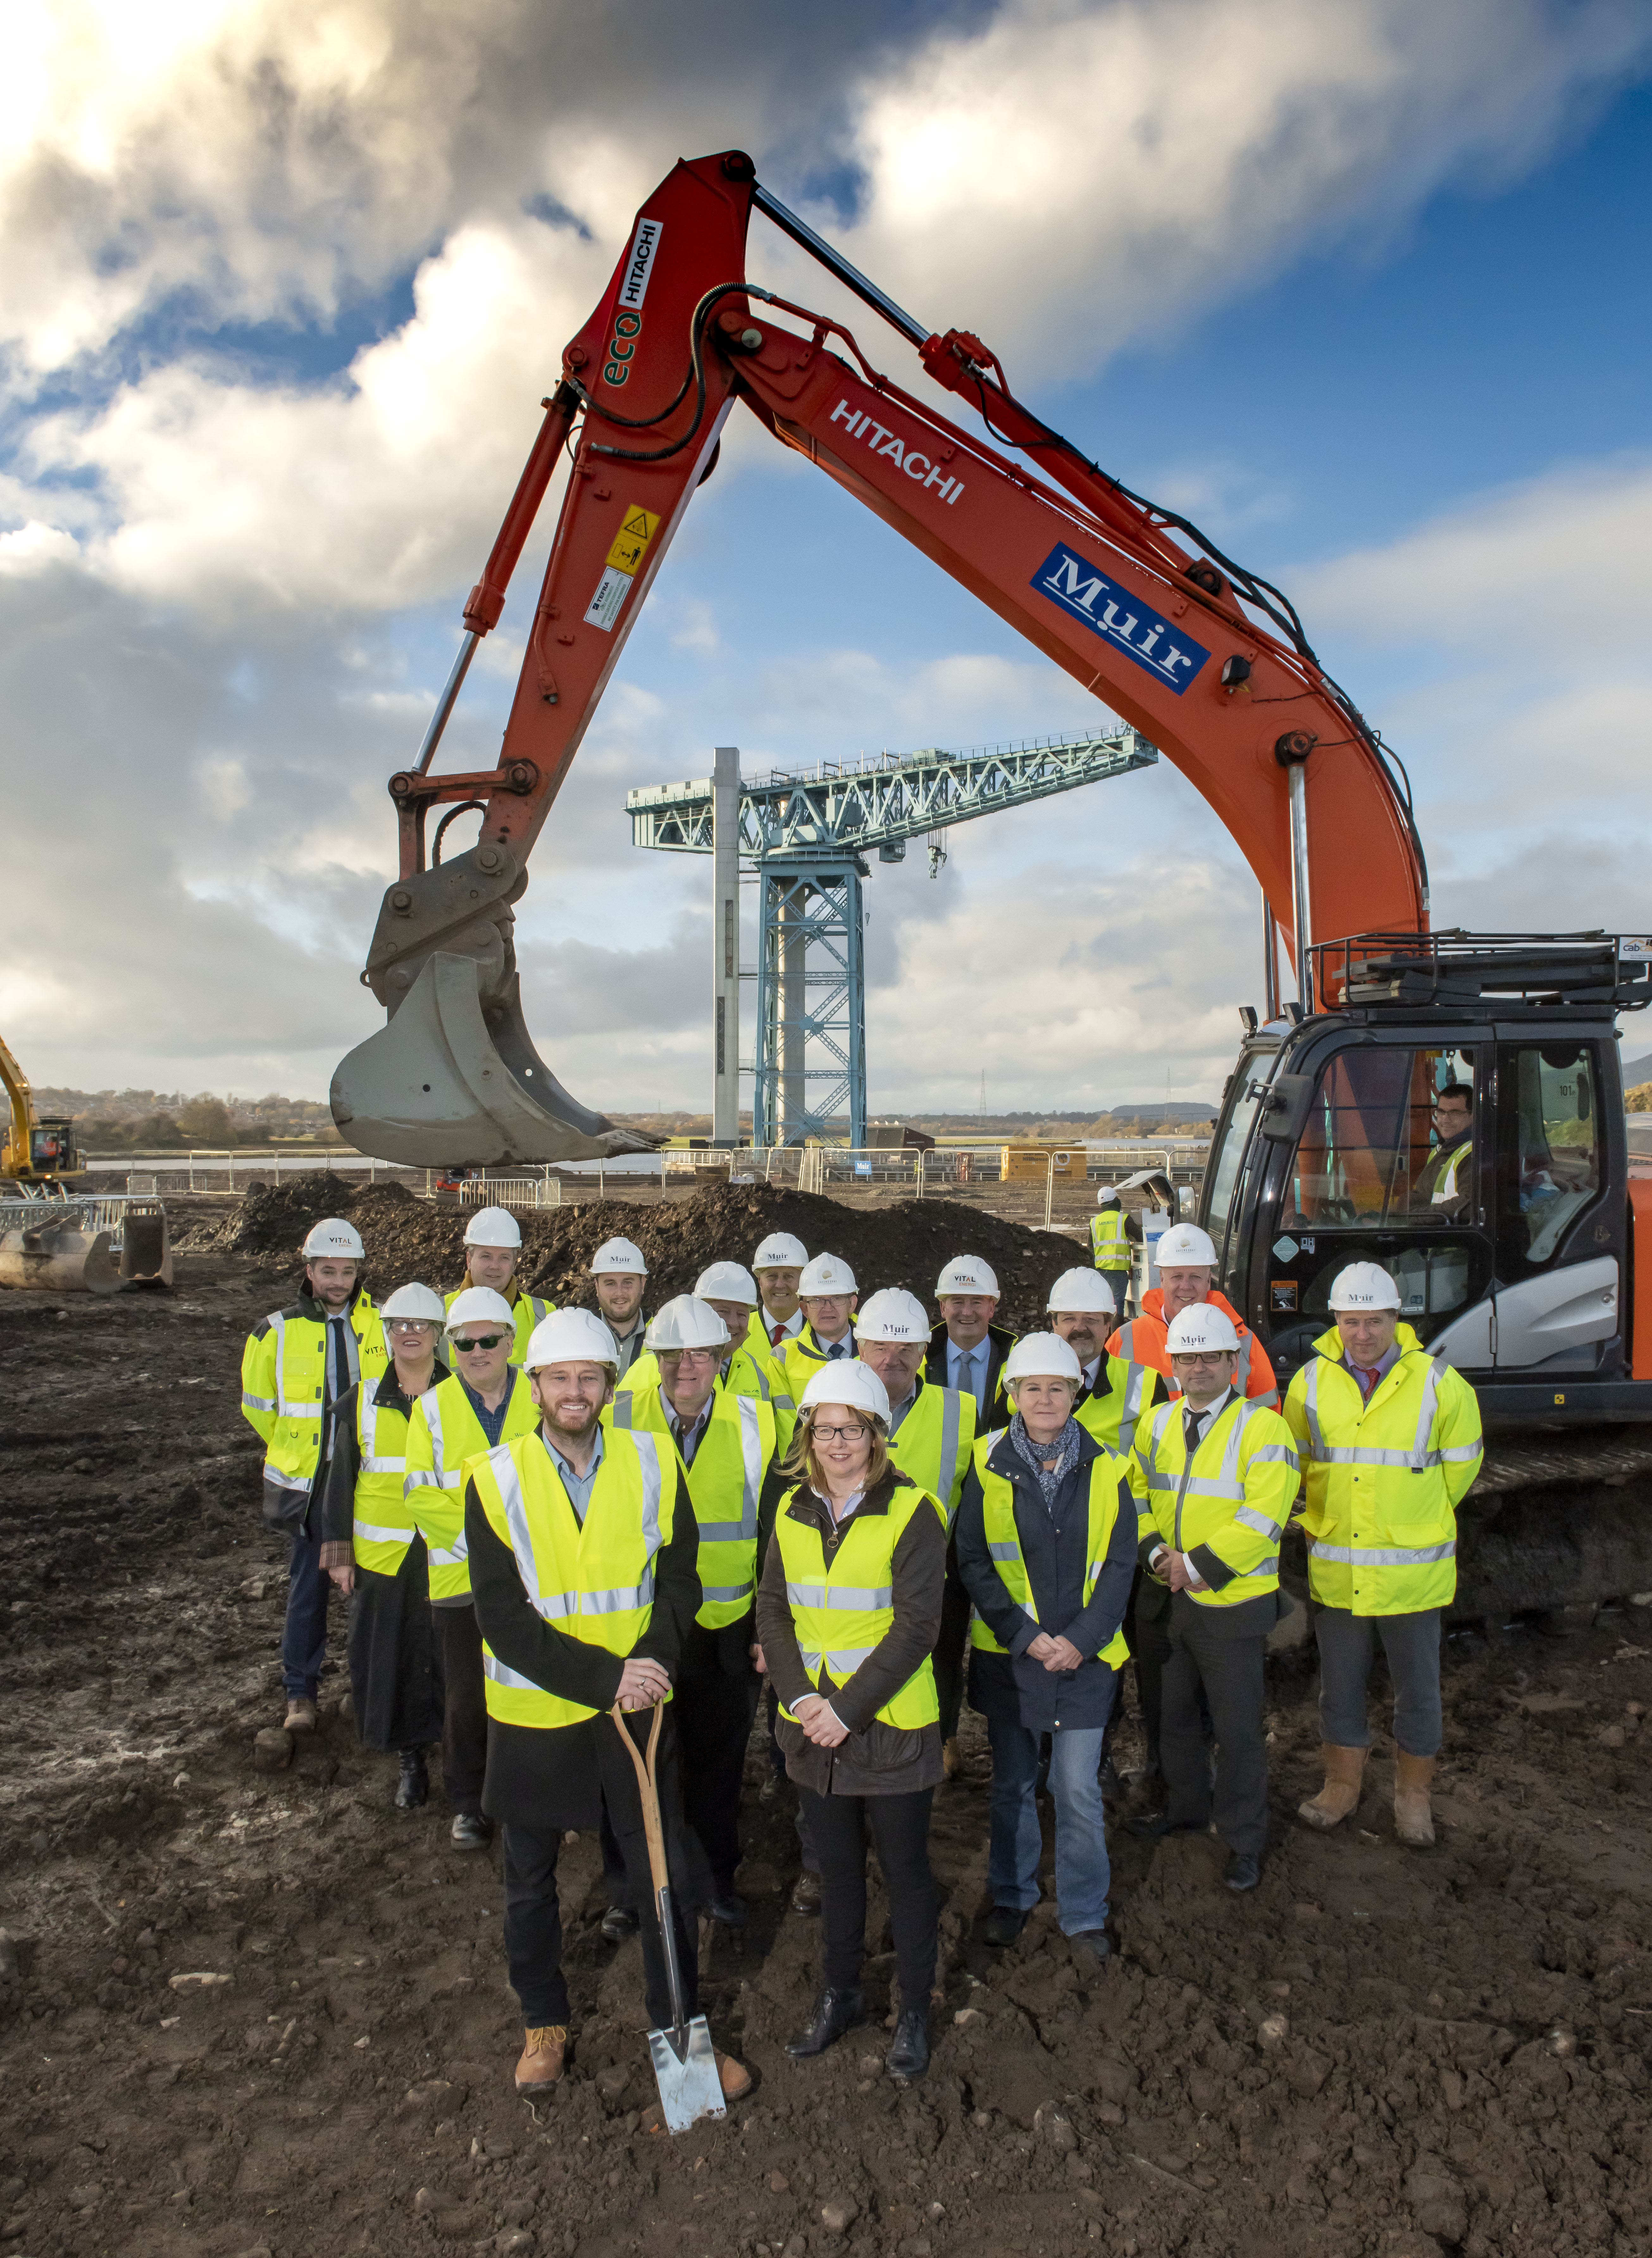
xmin=332 ymin=150 xmax=1427 ymax=1168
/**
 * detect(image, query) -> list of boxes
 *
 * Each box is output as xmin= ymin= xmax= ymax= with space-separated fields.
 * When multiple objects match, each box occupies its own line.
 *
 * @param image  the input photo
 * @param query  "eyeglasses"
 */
xmin=389 ymin=1319 xmax=433 ymax=1332
xmin=812 ymin=1422 xmax=870 ymax=1443
xmin=451 ymin=1333 xmax=507 ymax=1352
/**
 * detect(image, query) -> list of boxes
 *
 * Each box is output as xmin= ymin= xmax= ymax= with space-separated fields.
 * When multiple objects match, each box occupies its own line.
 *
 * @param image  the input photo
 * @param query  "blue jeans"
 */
xmin=987 ymin=1715 xmax=1111 ymax=1935
xmin=282 ymin=1500 xmax=331 ymax=1699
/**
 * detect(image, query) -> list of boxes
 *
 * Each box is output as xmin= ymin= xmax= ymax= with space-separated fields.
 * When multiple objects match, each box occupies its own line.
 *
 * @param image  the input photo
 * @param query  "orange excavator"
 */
xmin=332 ymin=150 xmax=1652 ymax=1619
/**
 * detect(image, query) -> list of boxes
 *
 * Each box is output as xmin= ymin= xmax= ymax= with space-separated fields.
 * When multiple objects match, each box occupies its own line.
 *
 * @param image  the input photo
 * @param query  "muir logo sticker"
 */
xmin=1033 ymin=542 xmax=1211 ymax=694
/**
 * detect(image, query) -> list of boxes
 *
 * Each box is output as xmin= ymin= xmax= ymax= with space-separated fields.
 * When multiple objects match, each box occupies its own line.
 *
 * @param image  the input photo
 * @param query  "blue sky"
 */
xmin=2 ymin=0 xmax=1650 ymax=1125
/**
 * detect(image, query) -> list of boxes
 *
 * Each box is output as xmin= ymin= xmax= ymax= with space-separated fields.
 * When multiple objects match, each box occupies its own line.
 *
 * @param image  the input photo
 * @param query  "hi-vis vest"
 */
xmin=1090 ymin=1207 xmax=1131 ymax=1270
xmin=780 ymin=1324 xmax=857 ymax=1398
xmin=609 ymin=1384 xmax=776 ymax=1627
xmin=241 ymin=1291 xmax=386 ymax=1516
xmin=443 ymin=1282 xmax=556 ymax=1365
xmin=405 ymin=1368 xmax=539 ymax=1601
xmin=618 ymin=1342 xmax=797 ymax=1453
xmin=888 ymin=1379 xmax=976 ymax=1528
xmin=1284 ymin=1324 xmax=1484 ymax=1616
xmin=774 ymin=1482 xmax=941 ymax=1730
xmin=1109 ymin=1289 xmax=1278 ymax=1411
xmin=1075 ymin=1352 xmax=1161 ymax=1459
xmin=469 ymin=1429 xmax=673 ymax=1731
xmin=350 ymin=1375 xmax=424 ymax=1576
xmin=1129 ymin=1396 xmax=1298 ymax=1608
xmin=968 ymin=1439 xmax=1131 ymax=1670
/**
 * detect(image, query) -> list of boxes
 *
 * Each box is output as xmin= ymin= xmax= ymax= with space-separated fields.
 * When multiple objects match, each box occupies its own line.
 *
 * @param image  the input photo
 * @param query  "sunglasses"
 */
xmin=451 ymin=1333 xmax=507 ymax=1352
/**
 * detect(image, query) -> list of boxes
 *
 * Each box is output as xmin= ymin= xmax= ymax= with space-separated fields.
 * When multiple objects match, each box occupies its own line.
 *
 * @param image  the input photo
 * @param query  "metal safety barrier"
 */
xmin=0 ymin=1194 xmax=165 ymax=1250
xmin=457 ymin=1176 xmax=562 ymax=1211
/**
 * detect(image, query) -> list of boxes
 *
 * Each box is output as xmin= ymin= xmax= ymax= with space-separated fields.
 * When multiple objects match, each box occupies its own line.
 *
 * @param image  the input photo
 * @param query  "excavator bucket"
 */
xmin=119 ymin=1208 xmax=173 ymax=1288
xmin=331 ymin=953 xmax=656 ymax=1169
xmin=0 ymin=1214 xmax=123 ymax=1295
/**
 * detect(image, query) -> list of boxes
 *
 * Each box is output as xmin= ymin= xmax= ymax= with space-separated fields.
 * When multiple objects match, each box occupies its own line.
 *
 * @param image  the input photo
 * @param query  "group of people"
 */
xmin=238 ymin=1201 xmax=1483 ymax=2098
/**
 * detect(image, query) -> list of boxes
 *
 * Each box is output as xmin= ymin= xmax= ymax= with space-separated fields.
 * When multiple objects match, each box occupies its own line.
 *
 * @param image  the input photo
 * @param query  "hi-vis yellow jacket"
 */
xmin=1128 ymin=1394 xmax=1298 ymax=1608
xmin=608 ymin=1381 xmax=777 ymax=1627
xmin=1089 ymin=1206 xmax=1131 ymax=1271
xmin=618 ymin=1339 xmax=796 ymax=1453
xmin=1075 ymin=1350 xmax=1162 ymax=1459
xmin=404 ymin=1368 xmax=538 ymax=1602
xmin=241 ymin=1288 xmax=386 ymax=1527
xmin=967 ymin=1438 xmax=1131 ymax=1669
xmin=773 ymin=1481 xmax=941 ymax=1730
xmin=888 ymin=1376 xmax=977 ymax=1528
xmin=1284 ymin=1324 xmax=1483 ymax=1615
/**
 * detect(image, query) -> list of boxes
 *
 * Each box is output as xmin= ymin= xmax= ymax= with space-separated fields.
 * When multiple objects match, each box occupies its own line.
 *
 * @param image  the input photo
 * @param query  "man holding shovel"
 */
xmin=463 ymin=1307 xmax=752 ymax=2106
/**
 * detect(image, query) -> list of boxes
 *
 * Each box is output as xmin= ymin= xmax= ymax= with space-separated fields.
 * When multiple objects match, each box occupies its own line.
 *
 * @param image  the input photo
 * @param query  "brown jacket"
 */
xmin=756 ymin=1466 xmax=946 ymax=1796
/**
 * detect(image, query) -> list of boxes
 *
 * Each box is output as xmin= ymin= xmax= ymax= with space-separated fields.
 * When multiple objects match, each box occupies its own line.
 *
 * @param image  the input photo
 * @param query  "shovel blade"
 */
xmin=0 ymin=1223 xmax=122 ymax=1295
xmin=647 ymin=2014 xmax=726 ymax=2135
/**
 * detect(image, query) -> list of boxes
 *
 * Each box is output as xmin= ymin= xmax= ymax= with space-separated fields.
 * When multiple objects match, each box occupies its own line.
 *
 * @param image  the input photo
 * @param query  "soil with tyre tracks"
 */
xmin=1 ymin=1192 xmax=1651 ymax=2258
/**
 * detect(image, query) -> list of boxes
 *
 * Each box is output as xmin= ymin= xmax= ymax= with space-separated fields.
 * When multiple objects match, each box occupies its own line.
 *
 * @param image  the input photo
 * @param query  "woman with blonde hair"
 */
xmin=755 ymin=1361 xmax=946 ymax=2080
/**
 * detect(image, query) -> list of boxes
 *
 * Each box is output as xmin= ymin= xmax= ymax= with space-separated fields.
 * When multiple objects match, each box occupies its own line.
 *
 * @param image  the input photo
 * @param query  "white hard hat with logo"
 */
xmin=1156 ymin=1222 xmax=1218 ymax=1269
xmin=1046 ymin=1267 xmax=1116 ymax=1316
xmin=524 ymin=1307 xmax=621 ymax=1371
xmin=695 ymin=1261 xmax=758 ymax=1305
xmin=753 ymin=1232 xmax=809 ymax=1270
xmin=463 ymin=1205 xmax=522 ymax=1250
xmin=937 ymin=1255 xmax=999 ymax=1297
xmin=380 ymin=1283 xmax=447 ymax=1326
xmin=588 ymin=1236 xmax=648 ymax=1276
xmin=1327 ymin=1262 xmax=1402 ymax=1311
xmin=303 ymin=1218 xmax=364 ymax=1260
xmin=799 ymin=1253 xmax=857 ymax=1296
xmin=1003 ymin=1332 xmax=1084 ymax=1385
xmin=1165 ymin=1304 xmax=1241 ymax=1354
xmin=798 ymin=1359 xmax=891 ymax=1426
xmin=854 ymin=1287 xmax=930 ymax=1342
xmin=1095 ymin=1186 xmax=1120 ymax=1205
xmin=645 ymin=1294 xmax=732 ymax=1353
xmin=445 ymin=1287 xmax=516 ymax=1336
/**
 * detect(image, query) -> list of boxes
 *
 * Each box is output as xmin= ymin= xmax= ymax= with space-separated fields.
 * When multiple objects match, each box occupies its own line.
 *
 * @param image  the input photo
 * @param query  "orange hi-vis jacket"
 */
xmin=1106 ymin=1287 xmax=1278 ymax=1410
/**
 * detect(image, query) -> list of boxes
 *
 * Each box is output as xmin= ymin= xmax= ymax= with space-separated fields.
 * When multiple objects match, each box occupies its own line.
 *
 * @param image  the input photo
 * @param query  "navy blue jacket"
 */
xmin=955 ymin=1426 xmax=1135 ymax=1731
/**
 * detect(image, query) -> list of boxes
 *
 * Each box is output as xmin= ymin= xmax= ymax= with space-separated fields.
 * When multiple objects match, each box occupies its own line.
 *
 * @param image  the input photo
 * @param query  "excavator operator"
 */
xmin=1414 ymin=1084 xmax=1474 ymax=1212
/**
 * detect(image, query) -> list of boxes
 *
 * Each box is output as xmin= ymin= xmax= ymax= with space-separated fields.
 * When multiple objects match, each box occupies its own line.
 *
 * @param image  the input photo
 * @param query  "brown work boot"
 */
xmin=1297 ymin=1743 xmax=1367 ymax=1831
xmin=942 ymin=1736 xmax=962 ymax=1780
xmin=1393 ymin=1752 xmax=1437 ymax=1847
xmin=513 ymin=2025 xmax=568 ymax=2093
xmin=790 ymin=1869 xmax=822 ymax=1918
xmin=715 ymin=2049 xmax=753 ymax=2101
xmin=283 ymin=1697 xmax=318 ymax=1735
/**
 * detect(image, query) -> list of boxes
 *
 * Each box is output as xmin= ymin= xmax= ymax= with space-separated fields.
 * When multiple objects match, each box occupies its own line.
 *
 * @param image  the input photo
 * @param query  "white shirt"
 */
xmin=762 ymin=1307 xmax=804 ymax=1347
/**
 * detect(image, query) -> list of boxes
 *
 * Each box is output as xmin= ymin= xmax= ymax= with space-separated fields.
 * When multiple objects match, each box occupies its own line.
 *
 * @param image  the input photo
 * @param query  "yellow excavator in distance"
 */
xmin=0 ymin=1036 xmax=170 ymax=1291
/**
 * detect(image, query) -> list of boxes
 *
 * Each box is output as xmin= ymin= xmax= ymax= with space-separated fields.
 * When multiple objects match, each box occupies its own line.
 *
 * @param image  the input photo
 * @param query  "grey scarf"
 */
xmin=1010 ymin=1412 xmax=1082 ymax=1505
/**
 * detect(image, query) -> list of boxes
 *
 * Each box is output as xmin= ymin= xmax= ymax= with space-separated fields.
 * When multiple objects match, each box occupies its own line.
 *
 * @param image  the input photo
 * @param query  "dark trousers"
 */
xmin=504 ymin=1711 xmax=699 ymax=2031
xmin=933 ymin=1550 xmax=971 ymax=1744
xmin=677 ymin=1632 xmax=763 ymax=1898
xmin=1125 ymin=1574 xmax=1174 ymax=1777
xmin=1161 ymin=1592 xmax=1272 ymax=1857
xmin=347 ymin=1538 xmax=444 ymax=1754
xmin=432 ymin=1602 xmax=488 ymax=1818
xmin=1314 ymin=1604 xmax=1443 ymax=1756
xmin=282 ymin=1497 xmax=330 ymax=1699
xmin=801 ymin=1785 xmax=937 ymax=2013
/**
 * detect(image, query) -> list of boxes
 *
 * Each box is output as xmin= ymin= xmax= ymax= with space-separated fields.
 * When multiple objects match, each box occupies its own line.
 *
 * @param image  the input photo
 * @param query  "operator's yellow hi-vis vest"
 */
xmin=888 ymin=1379 xmax=976 ymax=1529
xmin=240 ymin=1292 xmax=386 ymax=1520
xmin=404 ymin=1368 xmax=539 ymax=1601
xmin=349 ymin=1375 xmax=423 ymax=1576
xmin=1075 ymin=1351 xmax=1161 ymax=1459
xmin=469 ymin=1429 xmax=674 ymax=1731
xmin=1284 ymin=1323 xmax=1483 ymax=1615
xmin=443 ymin=1282 xmax=556 ymax=1365
xmin=1128 ymin=1395 xmax=1298 ymax=1607
xmin=967 ymin=1438 xmax=1131 ymax=1669
xmin=774 ymin=1482 xmax=941 ymax=1730
xmin=609 ymin=1382 xmax=776 ymax=1626
xmin=1089 ymin=1206 xmax=1131 ymax=1270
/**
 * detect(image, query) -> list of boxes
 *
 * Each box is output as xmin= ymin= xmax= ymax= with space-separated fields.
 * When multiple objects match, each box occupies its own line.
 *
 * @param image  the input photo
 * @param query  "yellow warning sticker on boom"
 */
xmin=606 ymin=505 xmax=660 ymax=577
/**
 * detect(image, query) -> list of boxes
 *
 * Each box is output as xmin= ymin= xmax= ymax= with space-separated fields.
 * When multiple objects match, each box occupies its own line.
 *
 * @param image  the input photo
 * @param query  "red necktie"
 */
xmin=771 ymin=1322 xmax=785 ymax=1346
xmin=1352 ymin=1364 xmax=1378 ymax=1402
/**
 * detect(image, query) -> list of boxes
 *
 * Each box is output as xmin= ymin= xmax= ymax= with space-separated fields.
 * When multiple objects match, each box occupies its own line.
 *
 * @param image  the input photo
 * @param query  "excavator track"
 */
xmin=1454 ymin=1427 xmax=1652 ymax=1629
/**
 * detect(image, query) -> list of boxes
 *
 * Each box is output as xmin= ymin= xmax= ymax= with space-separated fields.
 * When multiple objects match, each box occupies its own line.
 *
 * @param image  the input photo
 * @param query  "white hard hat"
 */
xmin=1003 ymin=1332 xmax=1084 ymax=1386
xmin=1327 ymin=1261 xmax=1402 ymax=1312
xmin=445 ymin=1287 xmax=516 ymax=1336
xmin=937 ymin=1255 xmax=999 ymax=1297
xmin=799 ymin=1253 xmax=857 ymax=1296
xmin=380 ymin=1283 xmax=447 ymax=1325
xmin=1095 ymin=1186 xmax=1119 ymax=1204
xmin=1046 ymin=1267 xmax=1116 ymax=1316
xmin=753 ymin=1232 xmax=808 ymax=1270
xmin=1156 ymin=1222 xmax=1218 ymax=1269
xmin=303 ymin=1217 xmax=364 ymax=1260
xmin=854 ymin=1287 xmax=931 ymax=1342
xmin=695 ymin=1260 xmax=758 ymax=1305
xmin=524 ymin=1307 xmax=620 ymax=1372
xmin=463 ymin=1205 xmax=523 ymax=1250
xmin=798 ymin=1359 xmax=891 ymax=1427
xmin=644 ymin=1294 xmax=732 ymax=1352
xmin=1165 ymin=1304 xmax=1240 ymax=1354
xmin=589 ymin=1236 xmax=649 ymax=1276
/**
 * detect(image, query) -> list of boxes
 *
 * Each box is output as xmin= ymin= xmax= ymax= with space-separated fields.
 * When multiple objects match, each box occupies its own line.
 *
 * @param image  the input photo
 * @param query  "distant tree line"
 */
xmin=34 ymin=1087 xmax=340 ymax=1152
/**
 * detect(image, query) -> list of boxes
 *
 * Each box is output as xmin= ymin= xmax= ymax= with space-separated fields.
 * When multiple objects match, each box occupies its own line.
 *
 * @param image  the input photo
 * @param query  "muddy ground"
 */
xmin=2 ymin=1223 xmax=1651 ymax=2258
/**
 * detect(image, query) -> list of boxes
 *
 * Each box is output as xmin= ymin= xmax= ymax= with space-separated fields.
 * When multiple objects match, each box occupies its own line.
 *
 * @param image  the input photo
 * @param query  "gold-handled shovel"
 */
xmin=609 ymin=1701 xmax=725 ymax=2135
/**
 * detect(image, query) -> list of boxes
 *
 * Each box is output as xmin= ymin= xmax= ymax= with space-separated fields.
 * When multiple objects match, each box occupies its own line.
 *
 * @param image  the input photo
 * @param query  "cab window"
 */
xmin=1496 ymin=1043 xmax=1601 ymax=1268
xmin=1282 ymin=1047 xmax=1476 ymax=1229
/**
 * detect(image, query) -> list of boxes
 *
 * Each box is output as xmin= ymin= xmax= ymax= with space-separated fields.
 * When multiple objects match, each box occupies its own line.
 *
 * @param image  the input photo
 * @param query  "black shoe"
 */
xmin=790 ymin=1870 xmax=823 ymax=1918
xmin=1124 ymin=1810 xmax=1205 ymax=1841
xmin=885 ymin=2010 xmax=930 ymax=2080
xmin=1069 ymin=1929 xmax=1112 ymax=1966
xmin=1222 ymin=1851 xmax=1263 ymax=1893
xmin=450 ymin=1812 xmax=493 ymax=1852
xmin=705 ymin=1893 xmax=748 ymax=1928
xmin=394 ymin=1751 xmax=428 ymax=1811
xmin=785 ymin=1987 xmax=866 ymax=2059
xmin=981 ymin=1904 xmax=1027 ymax=1948
xmin=601 ymin=1905 xmax=640 ymax=1943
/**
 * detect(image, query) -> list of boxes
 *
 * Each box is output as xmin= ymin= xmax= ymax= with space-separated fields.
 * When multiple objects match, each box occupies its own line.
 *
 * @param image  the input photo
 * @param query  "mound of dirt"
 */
xmin=221 ymin=1175 xmax=1083 ymax=1332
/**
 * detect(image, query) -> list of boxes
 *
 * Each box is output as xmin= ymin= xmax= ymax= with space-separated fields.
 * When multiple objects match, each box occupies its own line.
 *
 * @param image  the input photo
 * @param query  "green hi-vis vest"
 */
xmin=443 ymin=1282 xmax=556 ymax=1365
xmin=1075 ymin=1351 xmax=1160 ymax=1458
xmin=404 ymin=1368 xmax=539 ymax=1601
xmin=1090 ymin=1207 xmax=1131 ymax=1270
xmin=469 ymin=1429 xmax=673 ymax=1731
xmin=888 ymin=1380 xmax=976 ymax=1528
xmin=350 ymin=1375 xmax=423 ymax=1576
xmin=1284 ymin=1324 xmax=1483 ymax=1616
xmin=240 ymin=1292 xmax=387 ymax=1516
xmin=967 ymin=1440 xmax=1131 ymax=1669
xmin=1128 ymin=1396 xmax=1298 ymax=1608
xmin=609 ymin=1384 xmax=777 ymax=1626
xmin=774 ymin=1482 xmax=941 ymax=1730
